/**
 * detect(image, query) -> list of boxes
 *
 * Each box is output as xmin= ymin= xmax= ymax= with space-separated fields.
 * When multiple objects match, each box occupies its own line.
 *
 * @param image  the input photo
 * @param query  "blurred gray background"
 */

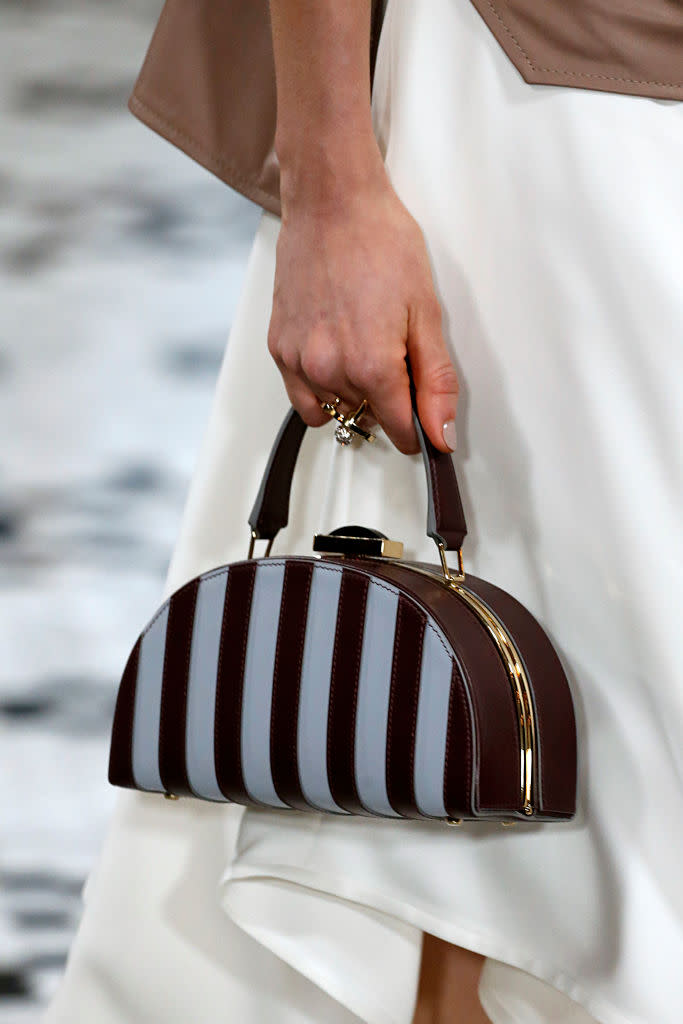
xmin=0 ymin=2 xmax=260 ymax=1018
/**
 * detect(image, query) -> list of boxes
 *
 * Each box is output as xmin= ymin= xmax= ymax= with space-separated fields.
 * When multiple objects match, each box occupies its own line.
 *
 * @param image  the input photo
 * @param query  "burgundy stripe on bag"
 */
xmin=215 ymin=563 xmax=257 ymax=803
xmin=270 ymin=560 xmax=314 ymax=809
xmin=159 ymin=579 xmax=199 ymax=797
xmin=327 ymin=571 xmax=370 ymax=815
xmin=386 ymin=598 xmax=426 ymax=818
xmin=109 ymin=559 xmax=497 ymax=821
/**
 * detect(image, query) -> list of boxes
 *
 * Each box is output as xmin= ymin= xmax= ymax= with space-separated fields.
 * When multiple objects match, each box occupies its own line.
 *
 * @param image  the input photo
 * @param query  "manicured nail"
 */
xmin=443 ymin=420 xmax=457 ymax=451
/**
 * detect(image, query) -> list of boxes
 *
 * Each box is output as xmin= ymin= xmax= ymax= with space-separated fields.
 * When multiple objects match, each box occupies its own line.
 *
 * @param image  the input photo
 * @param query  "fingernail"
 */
xmin=443 ymin=420 xmax=457 ymax=451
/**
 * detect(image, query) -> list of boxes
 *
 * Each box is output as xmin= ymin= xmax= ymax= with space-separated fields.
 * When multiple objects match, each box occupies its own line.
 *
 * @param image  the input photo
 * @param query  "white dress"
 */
xmin=45 ymin=1 xmax=683 ymax=1022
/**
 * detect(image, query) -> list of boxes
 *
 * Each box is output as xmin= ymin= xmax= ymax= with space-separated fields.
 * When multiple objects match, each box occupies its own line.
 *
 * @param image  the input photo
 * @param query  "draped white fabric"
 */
xmin=45 ymin=1 xmax=683 ymax=1022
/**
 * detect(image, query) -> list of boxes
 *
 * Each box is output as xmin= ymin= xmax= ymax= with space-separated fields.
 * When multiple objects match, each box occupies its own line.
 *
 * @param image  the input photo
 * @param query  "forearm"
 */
xmin=268 ymin=0 xmax=386 ymax=213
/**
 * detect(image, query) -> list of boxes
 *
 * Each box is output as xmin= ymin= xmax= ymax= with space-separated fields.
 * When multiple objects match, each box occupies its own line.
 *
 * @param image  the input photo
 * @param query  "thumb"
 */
xmin=407 ymin=309 xmax=459 ymax=453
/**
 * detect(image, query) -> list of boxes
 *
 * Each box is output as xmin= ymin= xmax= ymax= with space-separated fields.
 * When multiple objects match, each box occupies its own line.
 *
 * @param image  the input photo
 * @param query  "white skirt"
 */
xmin=45 ymin=1 xmax=683 ymax=1022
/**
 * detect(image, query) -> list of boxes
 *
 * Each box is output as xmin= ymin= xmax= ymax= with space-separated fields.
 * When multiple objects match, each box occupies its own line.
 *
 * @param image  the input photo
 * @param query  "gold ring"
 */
xmin=322 ymin=396 xmax=376 ymax=445
xmin=320 ymin=395 xmax=343 ymax=417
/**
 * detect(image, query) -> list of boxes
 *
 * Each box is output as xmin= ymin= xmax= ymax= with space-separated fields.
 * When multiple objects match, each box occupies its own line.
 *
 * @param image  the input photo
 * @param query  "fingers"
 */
xmin=349 ymin=356 xmax=419 ymax=454
xmin=275 ymin=361 xmax=377 ymax=434
xmin=270 ymin=325 xmax=377 ymax=433
xmin=269 ymin=323 xmax=426 ymax=454
xmin=406 ymin=302 xmax=459 ymax=453
xmin=273 ymin=338 xmax=418 ymax=453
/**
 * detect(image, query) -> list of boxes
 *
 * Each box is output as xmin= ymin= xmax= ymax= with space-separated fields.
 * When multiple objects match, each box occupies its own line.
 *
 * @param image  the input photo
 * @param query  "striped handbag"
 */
xmin=109 ymin=389 xmax=578 ymax=826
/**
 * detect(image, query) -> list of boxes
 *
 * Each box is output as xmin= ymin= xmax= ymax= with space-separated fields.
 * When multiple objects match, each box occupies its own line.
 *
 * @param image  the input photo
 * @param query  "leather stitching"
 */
xmin=385 ymin=598 xmax=403 ymax=811
xmin=270 ymin=562 xmax=313 ymax=804
xmin=270 ymin=561 xmax=291 ymax=798
xmin=129 ymin=94 xmax=282 ymax=210
xmin=256 ymin=415 xmax=303 ymax=537
xmin=144 ymin=560 xmax=454 ymax=662
xmin=429 ymin=453 xmax=441 ymax=526
xmin=443 ymin=660 xmax=473 ymax=815
xmin=407 ymin=614 xmax=426 ymax=812
xmin=214 ymin=564 xmax=256 ymax=796
xmin=294 ymin=566 xmax=314 ymax=795
xmin=179 ymin=584 xmax=197 ymax=791
xmin=326 ymin=571 xmax=369 ymax=807
xmin=484 ymin=0 xmax=683 ymax=88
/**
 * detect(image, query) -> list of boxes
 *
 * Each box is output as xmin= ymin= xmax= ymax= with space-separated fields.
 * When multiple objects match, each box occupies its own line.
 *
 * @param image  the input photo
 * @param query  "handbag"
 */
xmin=108 ymin=376 xmax=577 ymax=826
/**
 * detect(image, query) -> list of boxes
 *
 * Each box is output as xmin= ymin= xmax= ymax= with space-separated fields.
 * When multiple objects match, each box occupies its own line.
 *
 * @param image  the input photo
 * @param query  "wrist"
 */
xmin=277 ymin=129 xmax=387 ymax=218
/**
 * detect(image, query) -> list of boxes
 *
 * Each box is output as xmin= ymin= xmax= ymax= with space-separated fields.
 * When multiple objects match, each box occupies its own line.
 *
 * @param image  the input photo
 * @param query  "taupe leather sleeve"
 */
xmin=128 ymin=0 xmax=386 ymax=216
xmin=128 ymin=0 xmax=682 ymax=216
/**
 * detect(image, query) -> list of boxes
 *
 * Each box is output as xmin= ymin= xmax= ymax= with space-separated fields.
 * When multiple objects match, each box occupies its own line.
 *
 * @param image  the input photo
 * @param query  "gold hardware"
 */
xmin=320 ymin=396 xmax=343 ymax=417
xmin=313 ymin=532 xmax=404 ymax=559
xmin=395 ymin=559 xmax=536 ymax=817
xmin=451 ymin=584 xmax=536 ymax=816
xmin=437 ymin=542 xmax=465 ymax=584
xmin=445 ymin=817 xmax=463 ymax=826
xmin=321 ymin=396 xmax=376 ymax=444
xmin=164 ymin=793 xmax=179 ymax=801
xmin=248 ymin=530 xmax=275 ymax=560
xmin=500 ymin=821 xmax=516 ymax=827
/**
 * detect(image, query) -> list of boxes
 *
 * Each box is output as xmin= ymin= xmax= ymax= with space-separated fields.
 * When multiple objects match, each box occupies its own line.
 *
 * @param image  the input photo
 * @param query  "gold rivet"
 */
xmin=445 ymin=817 xmax=463 ymax=827
xmin=500 ymin=821 xmax=516 ymax=827
xmin=164 ymin=793 xmax=179 ymax=801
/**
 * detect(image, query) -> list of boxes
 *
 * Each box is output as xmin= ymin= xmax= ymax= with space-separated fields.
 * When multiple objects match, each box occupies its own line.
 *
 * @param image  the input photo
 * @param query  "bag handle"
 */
xmin=248 ymin=361 xmax=467 ymax=559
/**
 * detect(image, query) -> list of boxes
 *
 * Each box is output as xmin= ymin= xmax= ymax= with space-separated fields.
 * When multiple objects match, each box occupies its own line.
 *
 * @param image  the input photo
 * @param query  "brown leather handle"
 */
xmin=248 ymin=362 xmax=467 ymax=551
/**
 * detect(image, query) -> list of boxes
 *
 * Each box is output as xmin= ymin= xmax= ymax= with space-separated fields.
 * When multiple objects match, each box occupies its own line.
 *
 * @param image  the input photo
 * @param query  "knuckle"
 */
xmin=425 ymin=361 xmax=459 ymax=396
xmin=349 ymin=353 xmax=399 ymax=394
xmin=344 ymin=356 xmax=370 ymax=391
xmin=300 ymin=339 xmax=340 ymax=390
xmin=279 ymin=342 xmax=301 ymax=374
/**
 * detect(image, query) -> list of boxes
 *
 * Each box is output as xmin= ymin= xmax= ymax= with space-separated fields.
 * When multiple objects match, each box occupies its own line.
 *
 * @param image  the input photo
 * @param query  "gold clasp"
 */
xmin=313 ymin=526 xmax=403 ymax=559
xmin=437 ymin=542 xmax=465 ymax=585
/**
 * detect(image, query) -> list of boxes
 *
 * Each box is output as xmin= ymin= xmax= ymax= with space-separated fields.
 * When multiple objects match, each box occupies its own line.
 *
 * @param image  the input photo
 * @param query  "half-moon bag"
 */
xmin=109 ymin=382 xmax=578 ymax=826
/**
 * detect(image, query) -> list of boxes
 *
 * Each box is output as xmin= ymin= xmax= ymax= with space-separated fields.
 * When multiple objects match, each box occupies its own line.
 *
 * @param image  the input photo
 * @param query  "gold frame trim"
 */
xmin=396 ymin=560 xmax=537 ymax=817
xmin=453 ymin=583 xmax=536 ymax=816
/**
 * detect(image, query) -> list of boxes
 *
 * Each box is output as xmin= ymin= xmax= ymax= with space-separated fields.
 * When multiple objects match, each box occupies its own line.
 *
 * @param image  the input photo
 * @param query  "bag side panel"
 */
xmin=466 ymin=575 xmax=578 ymax=817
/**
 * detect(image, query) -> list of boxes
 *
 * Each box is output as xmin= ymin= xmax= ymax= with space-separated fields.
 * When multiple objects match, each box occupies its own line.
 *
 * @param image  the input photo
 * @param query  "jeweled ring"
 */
xmin=319 ymin=395 xmax=376 ymax=445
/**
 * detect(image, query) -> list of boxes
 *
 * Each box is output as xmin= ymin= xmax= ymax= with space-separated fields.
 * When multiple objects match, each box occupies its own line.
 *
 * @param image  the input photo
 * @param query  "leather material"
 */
xmin=127 ymin=0 xmax=682 ymax=218
xmin=349 ymin=558 xmax=523 ymax=814
xmin=443 ymin=661 xmax=474 ymax=819
xmin=467 ymin=577 xmax=578 ymax=817
xmin=110 ymin=554 xmax=577 ymax=822
xmin=158 ymin=579 xmax=199 ymax=797
xmin=468 ymin=0 xmax=683 ymax=100
xmin=109 ymin=638 xmax=139 ymax=791
xmin=385 ymin=597 xmax=426 ymax=818
xmin=214 ymin=563 xmax=256 ymax=804
xmin=270 ymin=561 xmax=314 ymax=810
xmin=127 ymin=0 xmax=386 ymax=216
xmin=327 ymin=571 xmax=370 ymax=815
xmin=249 ymin=390 xmax=468 ymax=551
xmin=248 ymin=407 xmax=307 ymax=540
xmin=409 ymin=370 xmax=467 ymax=552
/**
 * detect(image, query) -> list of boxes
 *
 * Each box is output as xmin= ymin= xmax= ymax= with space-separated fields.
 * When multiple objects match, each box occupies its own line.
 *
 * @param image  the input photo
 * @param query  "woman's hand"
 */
xmin=268 ymin=168 xmax=459 ymax=455
xmin=266 ymin=0 xmax=458 ymax=455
